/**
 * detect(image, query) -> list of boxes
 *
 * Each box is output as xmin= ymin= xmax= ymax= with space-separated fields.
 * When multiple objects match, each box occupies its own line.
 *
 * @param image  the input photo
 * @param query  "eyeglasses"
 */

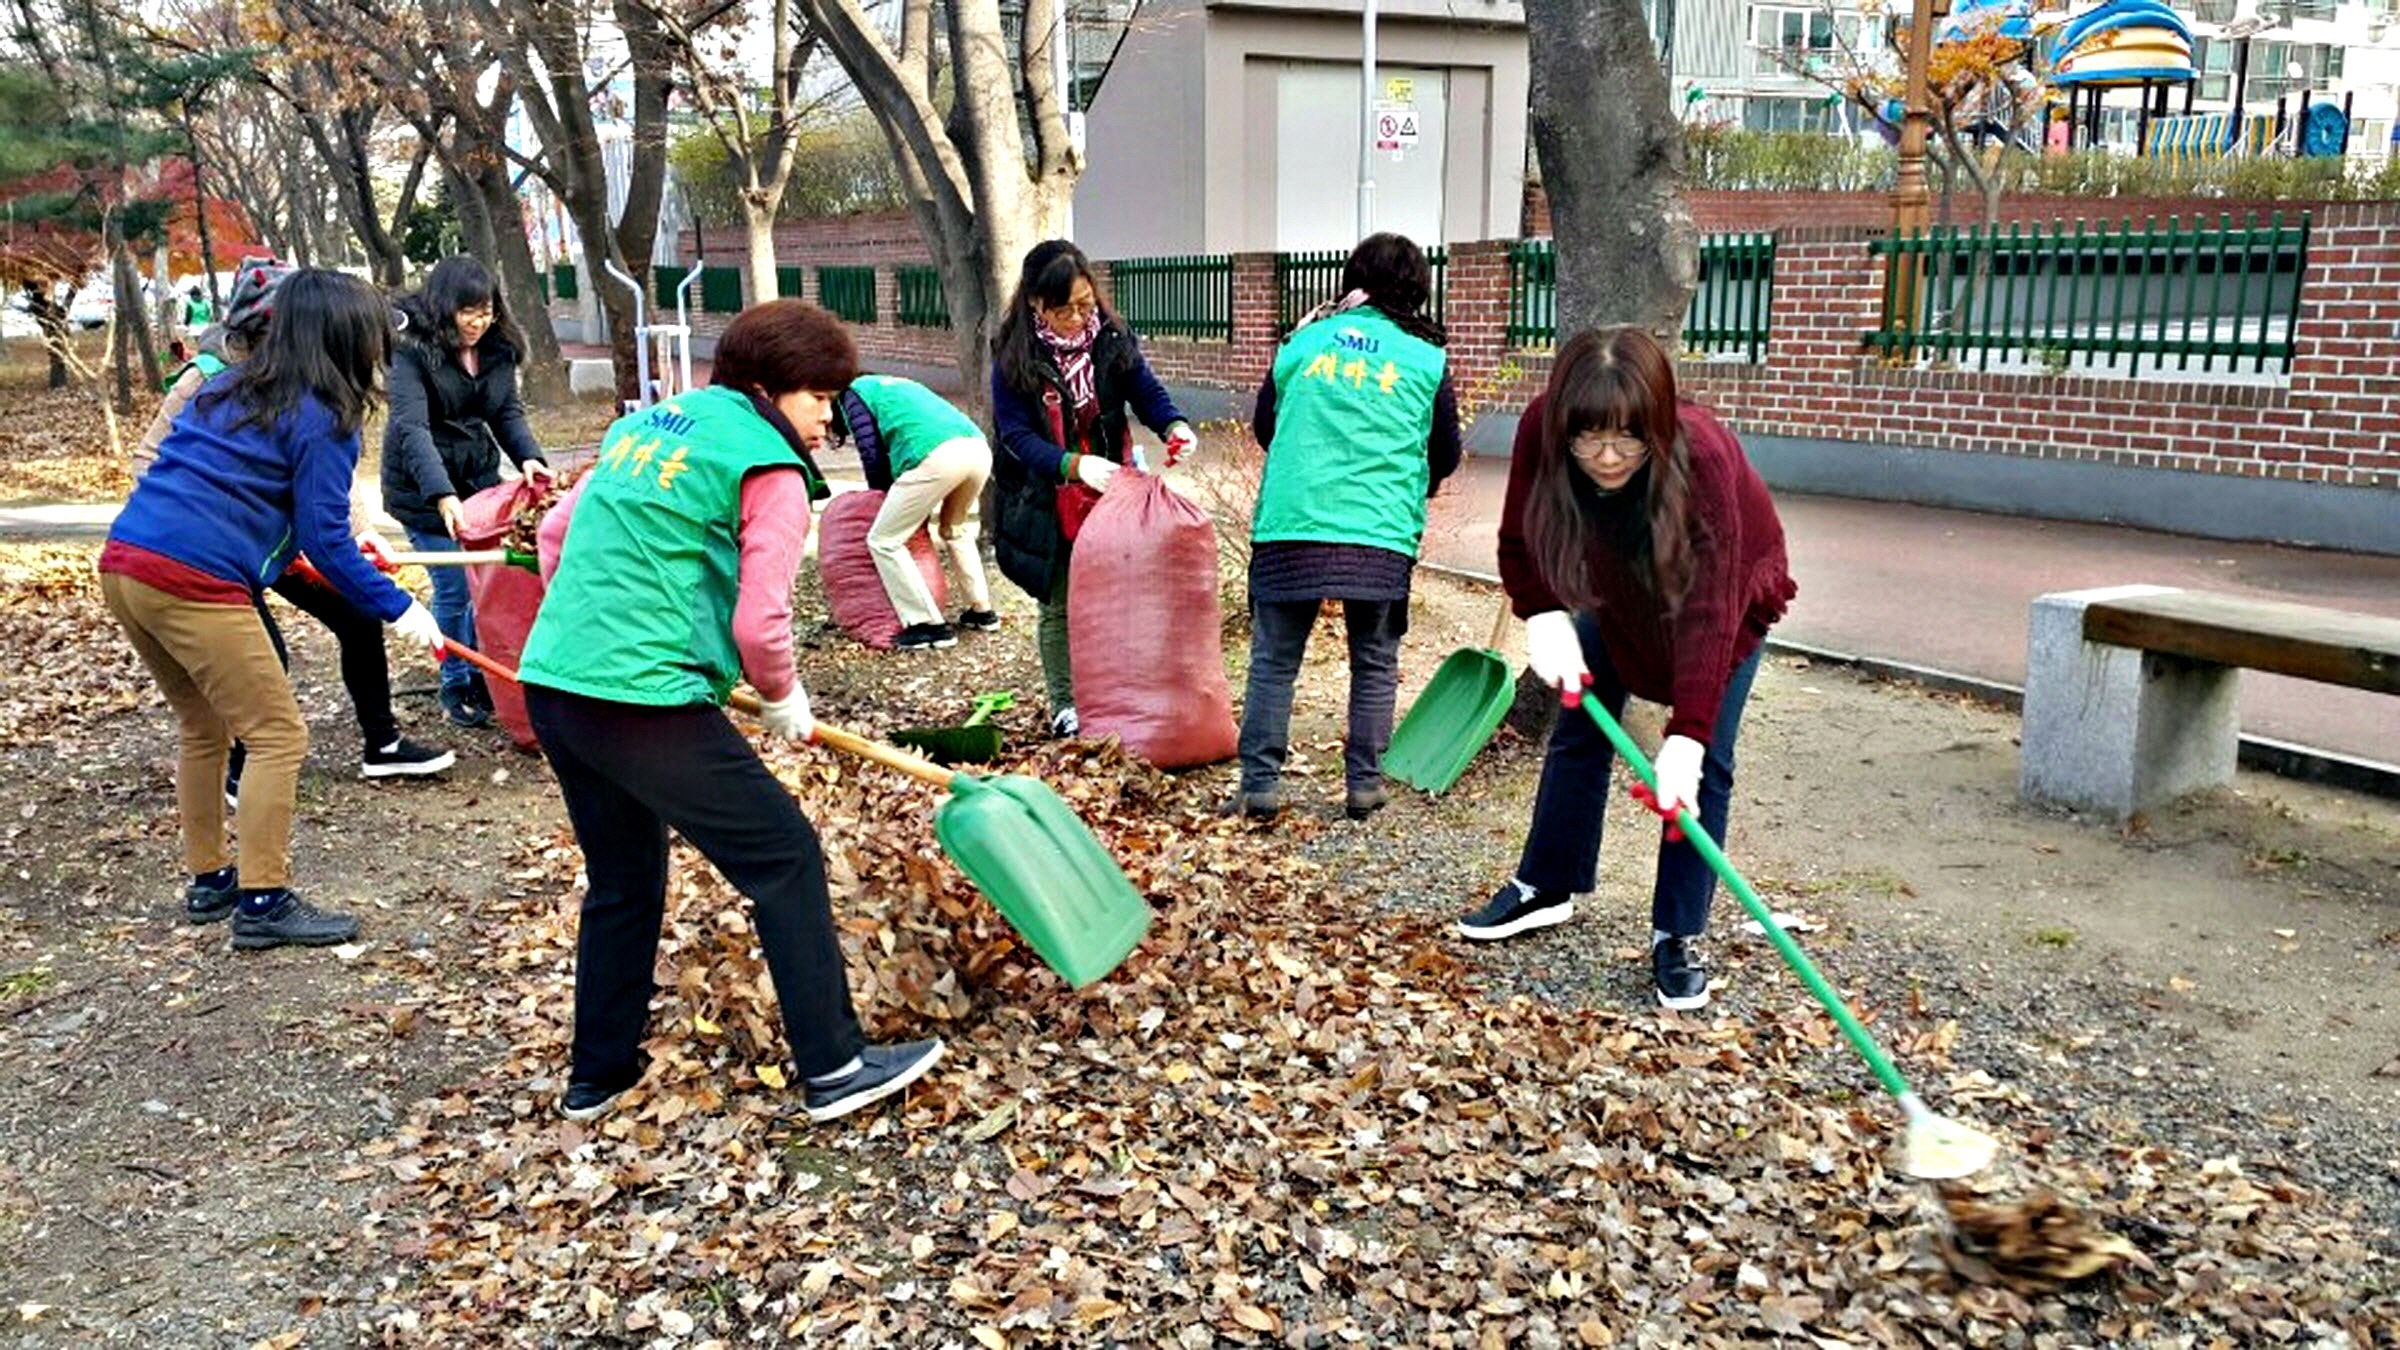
xmin=456 ymin=305 xmax=496 ymax=324
xmin=1041 ymin=298 xmax=1098 ymax=320
xmin=1569 ymin=430 xmax=1648 ymax=466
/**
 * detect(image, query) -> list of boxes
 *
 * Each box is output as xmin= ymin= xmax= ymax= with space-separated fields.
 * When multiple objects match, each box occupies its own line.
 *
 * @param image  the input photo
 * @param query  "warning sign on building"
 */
xmin=1373 ymin=100 xmax=1420 ymax=152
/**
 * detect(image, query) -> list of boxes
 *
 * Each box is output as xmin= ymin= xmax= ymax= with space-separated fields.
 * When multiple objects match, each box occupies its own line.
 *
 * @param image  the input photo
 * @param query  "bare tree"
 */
xmin=799 ymin=0 xmax=1081 ymax=388
xmin=639 ymin=0 xmax=837 ymax=306
xmin=1523 ymin=0 xmax=1697 ymax=339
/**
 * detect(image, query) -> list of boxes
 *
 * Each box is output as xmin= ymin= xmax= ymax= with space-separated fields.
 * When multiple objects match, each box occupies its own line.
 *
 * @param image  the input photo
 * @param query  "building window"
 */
xmin=2194 ymin=0 xmax=2236 ymax=20
xmin=1749 ymin=5 xmax=1862 ymax=77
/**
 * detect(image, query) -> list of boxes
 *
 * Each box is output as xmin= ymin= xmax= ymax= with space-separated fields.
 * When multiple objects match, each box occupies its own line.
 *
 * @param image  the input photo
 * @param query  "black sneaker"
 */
xmin=561 ymin=1078 xmax=640 ymax=1122
xmin=956 ymin=608 xmax=1000 ymax=632
xmin=362 ymin=737 xmax=456 ymax=779
xmin=803 ymin=1040 xmax=945 ymax=1123
xmin=1456 ymin=879 xmax=1574 ymax=942
xmin=229 ymin=891 xmax=361 ymax=951
xmin=1050 ymin=707 xmax=1080 ymax=738
xmin=1652 ymin=936 xmax=1711 ymax=1011
xmin=1344 ymin=784 xmax=1390 ymax=821
xmin=894 ymin=622 xmax=958 ymax=651
xmin=184 ymin=871 xmax=239 ymax=925
xmin=439 ymin=687 xmax=491 ymax=728
xmin=1218 ymin=790 xmax=1284 ymax=821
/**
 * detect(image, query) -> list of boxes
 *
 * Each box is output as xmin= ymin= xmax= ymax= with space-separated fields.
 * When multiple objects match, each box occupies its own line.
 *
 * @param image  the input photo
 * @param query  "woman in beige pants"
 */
xmin=835 ymin=375 xmax=997 ymax=651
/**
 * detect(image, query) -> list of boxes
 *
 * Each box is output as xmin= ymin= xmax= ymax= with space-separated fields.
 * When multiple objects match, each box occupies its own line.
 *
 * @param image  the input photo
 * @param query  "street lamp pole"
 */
xmin=1359 ymin=0 xmax=1379 ymax=240
xmin=1891 ymin=0 xmax=1937 ymax=239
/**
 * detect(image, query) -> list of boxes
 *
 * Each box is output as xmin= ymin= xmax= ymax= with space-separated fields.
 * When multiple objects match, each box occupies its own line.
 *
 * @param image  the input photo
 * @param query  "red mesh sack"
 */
xmin=1067 ymin=473 xmax=1237 ymax=768
xmin=818 ymin=489 xmax=947 ymax=651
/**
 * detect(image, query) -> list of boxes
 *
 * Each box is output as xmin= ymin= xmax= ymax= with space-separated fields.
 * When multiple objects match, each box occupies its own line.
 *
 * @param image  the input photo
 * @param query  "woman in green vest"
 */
xmin=517 ymin=300 xmax=944 ymax=1124
xmin=834 ymin=373 xmax=999 ymax=650
xmin=1233 ymin=233 xmax=1463 ymax=821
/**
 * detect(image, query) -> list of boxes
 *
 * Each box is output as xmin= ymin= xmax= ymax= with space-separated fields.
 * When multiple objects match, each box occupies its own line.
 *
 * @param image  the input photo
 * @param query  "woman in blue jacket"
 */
xmin=100 ymin=269 xmax=447 ymax=951
xmin=988 ymin=241 xmax=1196 ymax=736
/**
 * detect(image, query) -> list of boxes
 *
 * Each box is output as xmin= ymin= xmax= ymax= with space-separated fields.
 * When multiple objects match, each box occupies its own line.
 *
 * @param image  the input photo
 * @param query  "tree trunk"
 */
xmin=472 ymin=159 xmax=565 ymax=405
xmin=26 ymin=287 xmax=71 ymax=390
xmin=184 ymin=113 xmax=224 ymax=306
xmin=110 ymin=241 xmax=162 ymax=411
xmin=741 ymin=198 xmax=780 ymax=307
xmin=1523 ymin=0 xmax=1697 ymax=340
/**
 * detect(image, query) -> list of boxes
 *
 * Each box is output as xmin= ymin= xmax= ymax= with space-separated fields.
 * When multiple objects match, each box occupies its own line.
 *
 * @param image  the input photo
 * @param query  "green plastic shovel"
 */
xmin=726 ymin=693 xmax=1150 ymax=989
xmin=1576 ymin=691 xmax=1999 ymax=1181
xmin=444 ymin=638 xmax=1150 ymax=990
xmin=1386 ymin=598 xmax=1517 ymax=794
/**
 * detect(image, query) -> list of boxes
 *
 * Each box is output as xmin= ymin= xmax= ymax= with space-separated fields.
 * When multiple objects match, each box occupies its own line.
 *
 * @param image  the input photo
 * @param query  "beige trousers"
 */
xmin=867 ymin=435 xmax=994 ymax=628
xmin=100 ymin=572 xmax=307 ymax=888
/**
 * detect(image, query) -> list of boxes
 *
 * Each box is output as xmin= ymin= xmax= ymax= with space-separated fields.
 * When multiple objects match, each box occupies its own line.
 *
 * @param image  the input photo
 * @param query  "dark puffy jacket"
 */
xmin=380 ymin=329 xmax=546 ymax=534
xmin=987 ymin=322 xmax=1183 ymax=598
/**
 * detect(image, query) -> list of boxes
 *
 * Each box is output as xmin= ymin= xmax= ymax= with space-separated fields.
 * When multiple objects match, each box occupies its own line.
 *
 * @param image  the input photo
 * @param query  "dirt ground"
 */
xmin=1 ymin=350 xmax=2395 ymax=1344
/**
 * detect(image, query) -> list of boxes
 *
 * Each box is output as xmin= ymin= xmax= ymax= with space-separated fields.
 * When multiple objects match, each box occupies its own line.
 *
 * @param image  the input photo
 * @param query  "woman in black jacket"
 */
xmin=382 ymin=255 xmax=551 ymax=726
xmin=988 ymin=240 xmax=1193 ymax=736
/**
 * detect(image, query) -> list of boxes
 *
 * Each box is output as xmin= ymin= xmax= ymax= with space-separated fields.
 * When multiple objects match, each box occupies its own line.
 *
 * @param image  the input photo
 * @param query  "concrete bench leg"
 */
xmin=2020 ymin=585 xmax=2240 ymax=818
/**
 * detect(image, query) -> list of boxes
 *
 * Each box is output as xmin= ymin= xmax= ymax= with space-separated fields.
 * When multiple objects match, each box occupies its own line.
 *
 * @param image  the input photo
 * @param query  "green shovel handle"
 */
xmin=963 ymin=691 xmax=1015 ymax=728
xmin=1576 ymin=692 xmax=1916 ymax=1105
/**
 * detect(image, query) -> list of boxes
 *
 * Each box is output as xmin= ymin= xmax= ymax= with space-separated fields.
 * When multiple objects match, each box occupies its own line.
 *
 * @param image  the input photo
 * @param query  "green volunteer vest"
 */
xmin=519 ymin=386 xmax=800 ymax=706
xmin=1251 ymin=308 xmax=1447 ymax=558
xmin=163 ymin=352 xmax=225 ymax=392
xmin=849 ymin=374 xmax=980 ymax=477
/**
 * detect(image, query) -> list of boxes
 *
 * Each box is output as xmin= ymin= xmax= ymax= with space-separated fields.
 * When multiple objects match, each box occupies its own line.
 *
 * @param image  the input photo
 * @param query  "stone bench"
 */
xmin=2020 ymin=584 xmax=2400 ymax=817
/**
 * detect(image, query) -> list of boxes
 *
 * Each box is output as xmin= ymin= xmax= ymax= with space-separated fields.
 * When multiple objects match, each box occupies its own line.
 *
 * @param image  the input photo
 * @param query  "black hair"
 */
xmin=1342 ymin=232 xmax=1446 ymax=348
xmin=1522 ymin=327 xmax=1698 ymax=612
xmin=992 ymin=240 xmax=1120 ymax=400
xmin=196 ymin=269 xmax=390 ymax=440
xmin=397 ymin=255 xmax=523 ymax=358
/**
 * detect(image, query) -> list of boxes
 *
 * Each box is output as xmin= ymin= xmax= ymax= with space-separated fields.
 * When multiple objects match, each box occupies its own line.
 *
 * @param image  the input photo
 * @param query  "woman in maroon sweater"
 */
xmin=1458 ymin=327 xmax=1796 ymax=1011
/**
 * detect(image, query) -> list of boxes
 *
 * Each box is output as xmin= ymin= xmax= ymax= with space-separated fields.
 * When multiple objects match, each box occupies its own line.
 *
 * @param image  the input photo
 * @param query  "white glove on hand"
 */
xmin=1163 ymin=422 xmax=1198 ymax=466
xmin=757 ymin=685 xmax=815 ymax=743
xmin=1651 ymin=735 xmax=1706 ymax=818
xmin=390 ymin=600 xmax=446 ymax=659
xmin=1523 ymin=610 xmax=1589 ymax=694
xmin=1074 ymin=455 xmax=1118 ymax=493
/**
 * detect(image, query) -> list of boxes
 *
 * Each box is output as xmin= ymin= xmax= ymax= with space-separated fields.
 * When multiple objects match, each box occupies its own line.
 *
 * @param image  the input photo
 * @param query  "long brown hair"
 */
xmin=1521 ymin=327 xmax=1699 ymax=612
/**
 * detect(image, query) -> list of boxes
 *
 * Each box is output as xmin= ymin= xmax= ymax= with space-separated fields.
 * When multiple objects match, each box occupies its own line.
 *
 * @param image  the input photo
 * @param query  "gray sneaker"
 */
xmin=230 ymin=892 xmax=361 ymax=951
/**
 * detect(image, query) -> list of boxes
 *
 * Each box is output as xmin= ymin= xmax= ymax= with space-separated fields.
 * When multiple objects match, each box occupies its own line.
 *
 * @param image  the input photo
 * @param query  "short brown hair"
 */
xmin=710 ymin=300 xmax=859 ymax=396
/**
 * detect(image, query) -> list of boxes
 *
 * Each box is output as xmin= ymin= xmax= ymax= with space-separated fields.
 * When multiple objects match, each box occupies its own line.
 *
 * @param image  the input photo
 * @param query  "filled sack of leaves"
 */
xmin=457 ymin=474 xmax=568 ymax=753
xmin=818 ymin=489 xmax=947 ymax=651
xmin=1067 ymin=473 xmax=1238 ymax=768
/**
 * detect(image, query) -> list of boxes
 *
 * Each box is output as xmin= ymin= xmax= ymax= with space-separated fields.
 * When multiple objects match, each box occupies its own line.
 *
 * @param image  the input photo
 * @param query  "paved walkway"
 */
xmin=1420 ymin=456 xmax=2400 ymax=768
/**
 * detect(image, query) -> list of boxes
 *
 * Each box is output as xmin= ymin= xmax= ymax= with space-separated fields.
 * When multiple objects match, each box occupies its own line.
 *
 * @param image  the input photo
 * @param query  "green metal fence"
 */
xmin=776 ymin=266 xmax=804 ymax=299
xmin=552 ymin=263 xmax=577 ymax=301
xmin=1507 ymin=236 xmax=1776 ymax=359
xmin=1108 ymin=254 xmax=1233 ymax=341
xmin=818 ymin=265 xmax=877 ymax=324
xmin=897 ymin=264 xmax=950 ymax=328
xmin=1507 ymin=240 xmax=1556 ymax=348
xmin=701 ymin=265 xmax=744 ymax=313
xmin=1866 ymin=212 xmax=2311 ymax=377
xmin=1273 ymin=247 xmax=1449 ymax=334
xmin=653 ymin=264 xmax=688 ymax=308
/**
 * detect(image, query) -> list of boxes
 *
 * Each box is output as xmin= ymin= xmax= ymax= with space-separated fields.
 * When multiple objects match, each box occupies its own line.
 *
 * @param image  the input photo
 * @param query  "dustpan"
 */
xmin=1386 ymin=598 xmax=1517 ymax=793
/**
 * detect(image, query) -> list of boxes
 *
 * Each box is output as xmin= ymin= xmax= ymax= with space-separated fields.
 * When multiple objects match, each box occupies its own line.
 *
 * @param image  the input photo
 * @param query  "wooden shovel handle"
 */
xmin=444 ymin=639 xmax=959 ymax=792
xmin=1488 ymin=594 xmax=1514 ymax=653
xmin=725 ymin=690 xmax=957 ymax=789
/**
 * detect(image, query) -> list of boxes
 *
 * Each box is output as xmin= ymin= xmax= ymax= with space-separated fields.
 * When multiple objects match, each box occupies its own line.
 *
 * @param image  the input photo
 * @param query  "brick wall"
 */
xmin=1523 ymin=185 xmax=2336 ymax=237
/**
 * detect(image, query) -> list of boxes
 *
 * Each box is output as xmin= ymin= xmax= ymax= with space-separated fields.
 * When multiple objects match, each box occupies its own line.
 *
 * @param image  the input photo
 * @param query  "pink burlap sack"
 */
xmin=1067 ymin=473 xmax=1238 ymax=768
xmin=818 ymin=489 xmax=947 ymax=650
xmin=455 ymin=476 xmax=557 ymax=752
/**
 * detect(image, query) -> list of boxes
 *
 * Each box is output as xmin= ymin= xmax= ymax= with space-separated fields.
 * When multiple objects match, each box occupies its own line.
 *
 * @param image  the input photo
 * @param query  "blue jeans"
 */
xmin=1516 ymin=614 xmax=1763 ymax=937
xmin=1238 ymin=598 xmax=1409 ymax=795
xmin=404 ymin=526 xmax=479 ymax=694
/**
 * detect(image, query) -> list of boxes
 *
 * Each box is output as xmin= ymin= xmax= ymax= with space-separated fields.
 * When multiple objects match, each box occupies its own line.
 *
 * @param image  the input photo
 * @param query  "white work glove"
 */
xmin=1522 ymin=610 xmax=1590 ymax=695
xmin=1650 ymin=735 xmax=1706 ymax=818
xmin=1162 ymin=421 xmax=1198 ymax=466
xmin=757 ymin=685 xmax=815 ymax=744
xmin=1073 ymin=455 xmax=1118 ymax=493
xmin=390 ymin=600 xmax=446 ymax=659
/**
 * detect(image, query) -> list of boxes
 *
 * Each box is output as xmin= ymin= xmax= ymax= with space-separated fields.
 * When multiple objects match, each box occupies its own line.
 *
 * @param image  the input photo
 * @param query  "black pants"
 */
xmin=1238 ymin=598 xmax=1409 ymax=795
xmin=526 ymin=685 xmax=865 ymax=1089
xmin=1516 ymin=614 xmax=1763 ymax=937
xmin=254 ymin=569 xmax=399 ymax=749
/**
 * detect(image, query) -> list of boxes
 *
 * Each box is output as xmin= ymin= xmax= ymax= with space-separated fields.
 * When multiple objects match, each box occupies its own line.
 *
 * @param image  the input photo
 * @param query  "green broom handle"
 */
xmin=1577 ymin=692 xmax=1916 ymax=1104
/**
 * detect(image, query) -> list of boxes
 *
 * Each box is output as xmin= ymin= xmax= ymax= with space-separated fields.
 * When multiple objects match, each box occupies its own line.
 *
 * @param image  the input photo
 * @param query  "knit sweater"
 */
xmin=1496 ymin=397 xmax=1796 ymax=745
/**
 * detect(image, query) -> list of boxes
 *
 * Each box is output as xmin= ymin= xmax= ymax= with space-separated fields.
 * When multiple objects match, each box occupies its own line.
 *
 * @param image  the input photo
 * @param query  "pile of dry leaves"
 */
xmin=0 ymin=543 xmax=153 ymax=749
xmin=347 ymin=719 xmax=2400 ymax=1346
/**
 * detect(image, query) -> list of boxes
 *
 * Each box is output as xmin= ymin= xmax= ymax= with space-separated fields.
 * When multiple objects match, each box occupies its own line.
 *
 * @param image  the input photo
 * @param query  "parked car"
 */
xmin=67 ymin=282 xmax=114 ymax=330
